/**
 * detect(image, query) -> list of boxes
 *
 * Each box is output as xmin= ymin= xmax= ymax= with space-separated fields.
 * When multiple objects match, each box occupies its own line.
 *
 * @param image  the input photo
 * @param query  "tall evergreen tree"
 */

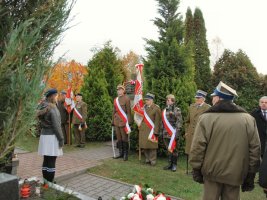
xmin=0 ymin=0 xmax=73 ymax=165
xmin=184 ymin=7 xmax=194 ymax=45
xmin=81 ymin=42 xmax=126 ymax=141
xmin=91 ymin=41 xmax=125 ymax=99
xmin=81 ymin=67 xmax=113 ymax=141
xmin=144 ymin=0 xmax=196 ymax=116
xmin=212 ymin=49 xmax=262 ymax=111
xmin=193 ymin=8 xmax=211 ymax=93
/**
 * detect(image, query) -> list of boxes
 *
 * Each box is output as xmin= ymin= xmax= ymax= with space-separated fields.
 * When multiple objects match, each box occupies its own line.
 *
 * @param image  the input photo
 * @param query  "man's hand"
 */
xmin=192 ymin=169 xmax=204 ymax=184
xmin=241 ymin=173 xmax=256 ymax=192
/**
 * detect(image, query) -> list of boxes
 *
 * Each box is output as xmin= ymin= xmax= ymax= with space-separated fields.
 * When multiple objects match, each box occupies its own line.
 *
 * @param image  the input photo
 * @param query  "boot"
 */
xmin=171 ymin=155 xmax=178 ymax=172
xmin=163 ymin=155 xmax=172 ymax=170
xmin=123 ymin=141 xmax=129 ymax=161
xmin=114 ymin=141 xmax=123 ymax=159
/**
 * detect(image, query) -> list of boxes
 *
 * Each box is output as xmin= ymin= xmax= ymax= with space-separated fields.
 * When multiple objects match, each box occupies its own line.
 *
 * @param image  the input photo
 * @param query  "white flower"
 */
xmin=120 ymin=197 xmax=126 ymax=200
xmin=146 ymin=194 xmax=154 ymax=200
xmin=147 ymin=188 xmax=153 ymax=194
xmin=133 ymin=185 xmax=142 ymax=194
xmin=127 ymin=193 xmax=135 ymax=199
xmin=133 ymin=194 xmax=142 ymax=200
xmin=154 ymin=194 xmax=166 ymax=200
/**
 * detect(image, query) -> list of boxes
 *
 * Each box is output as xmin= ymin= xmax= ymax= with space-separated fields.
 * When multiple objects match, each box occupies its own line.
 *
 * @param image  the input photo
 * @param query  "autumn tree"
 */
xmin=0 ymin=0 xmax=73 ymax=171
xmin=122 ymin=51 xmax=140 ymax=80
xmin=212 ymin=49 xmax=262 ymax=111
xmin=46 ymin=60 xmax=87 ymax=93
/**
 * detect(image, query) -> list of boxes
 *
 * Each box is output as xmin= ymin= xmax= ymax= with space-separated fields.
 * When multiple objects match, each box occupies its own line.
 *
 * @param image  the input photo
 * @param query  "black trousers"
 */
xmin=42 ymin=156 xmax=57 ymax=182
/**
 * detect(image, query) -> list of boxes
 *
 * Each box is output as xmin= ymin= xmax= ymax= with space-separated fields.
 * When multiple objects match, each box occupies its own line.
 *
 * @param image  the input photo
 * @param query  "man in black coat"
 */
xmin=251 ymin=96 xmax=267 ymax=157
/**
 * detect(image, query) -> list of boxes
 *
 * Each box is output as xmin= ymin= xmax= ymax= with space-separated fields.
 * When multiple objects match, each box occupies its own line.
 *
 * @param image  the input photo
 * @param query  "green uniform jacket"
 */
xmin=189 ymin=102 xmax=261 ymax=186
xmin=184 ymin=102 xmax=210 ymax=154
xmin=72 ymin=100 xmax=87 ymax=124
xmin=139 ymin=103 xmax=161 ymax=149
xmin=112 ymin=95 xmax=132 ymax=127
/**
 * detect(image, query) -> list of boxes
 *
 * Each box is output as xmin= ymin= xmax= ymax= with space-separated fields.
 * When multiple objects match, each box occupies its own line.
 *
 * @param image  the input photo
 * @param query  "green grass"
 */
xmin=88 ymin=153 xmax=266 ymax=200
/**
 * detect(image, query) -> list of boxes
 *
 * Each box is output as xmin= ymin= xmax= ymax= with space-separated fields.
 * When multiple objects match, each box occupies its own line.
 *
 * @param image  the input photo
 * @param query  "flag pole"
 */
xmin=68 ymin=113 xmax=71 ymax=145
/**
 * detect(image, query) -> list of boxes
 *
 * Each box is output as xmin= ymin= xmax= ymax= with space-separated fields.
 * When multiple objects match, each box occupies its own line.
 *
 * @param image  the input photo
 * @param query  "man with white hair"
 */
xmin=251 ymin=96 xmax=267 ymax=157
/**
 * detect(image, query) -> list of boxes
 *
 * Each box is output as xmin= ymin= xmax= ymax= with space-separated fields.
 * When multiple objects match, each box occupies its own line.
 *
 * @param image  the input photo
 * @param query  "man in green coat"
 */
xmin=139 ymin=93 xmax=161 ymax=166
xmin=190 ymin=81 xmax=261 ymax=200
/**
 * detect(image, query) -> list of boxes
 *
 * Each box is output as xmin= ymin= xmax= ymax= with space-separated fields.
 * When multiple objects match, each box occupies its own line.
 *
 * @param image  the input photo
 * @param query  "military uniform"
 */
xmin=190 ymin=82 xmax=261 ymax=200
xmin=72 ymin=99 xmax=87 ymax=147
xmin=112 ymin=85 xmax=132 ymax=160
xmin=162 ymin=104 xmax=182 ymax=171
xmin=57 ymin=99 xmax=70 ymax=144
xmin=184 ymin=102 xmax=210 ymax=154
xmin=139 ymin=98 xmax=161 ymax=165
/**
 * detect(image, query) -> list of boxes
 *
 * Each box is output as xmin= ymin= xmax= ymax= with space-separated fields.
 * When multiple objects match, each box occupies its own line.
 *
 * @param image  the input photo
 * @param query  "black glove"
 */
xmin=192 ymin=169 xmax=204 ymax=184
xmin=241 ymin=172 xmax=256 ymax=192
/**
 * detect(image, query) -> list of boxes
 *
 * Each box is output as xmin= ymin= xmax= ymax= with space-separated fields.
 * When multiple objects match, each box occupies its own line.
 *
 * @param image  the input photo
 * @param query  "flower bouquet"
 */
xmin=120 ymin=185 xmax=171 ymax=200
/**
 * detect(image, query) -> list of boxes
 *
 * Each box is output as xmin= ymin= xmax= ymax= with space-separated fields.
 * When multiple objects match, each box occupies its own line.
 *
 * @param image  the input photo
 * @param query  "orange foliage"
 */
xmin=47 ymin=60 xmax=88 ymax=94
xmin=122 ymin=51 xmax=140 ymax=79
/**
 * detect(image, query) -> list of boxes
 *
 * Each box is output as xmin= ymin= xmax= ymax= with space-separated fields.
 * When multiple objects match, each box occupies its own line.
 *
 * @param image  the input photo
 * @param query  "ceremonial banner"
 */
xmin=162 ymin=109 xmax=176 ymax=152
xmin=114 ymin=97 xmax=131 ymax=134
xmin=132 ymin=63 xmax=144 ymax=126
xmin=64 ymin=86 xmax=75 ymax=113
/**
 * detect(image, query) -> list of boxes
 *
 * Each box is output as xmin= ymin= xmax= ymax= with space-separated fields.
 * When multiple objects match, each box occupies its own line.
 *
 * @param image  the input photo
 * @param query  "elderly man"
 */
xmin=251 ymin=96 xmax=267 ymax=158
xmin=190 ymin=81 xmax=261 ymax=200
xmin=139 ymin=93 xmax=161 ymax=166
xmin=184 ymin=90 xmax=210 ymax=173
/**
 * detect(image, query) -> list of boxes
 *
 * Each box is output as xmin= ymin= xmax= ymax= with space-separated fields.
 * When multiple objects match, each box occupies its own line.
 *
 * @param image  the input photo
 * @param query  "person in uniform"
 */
xmin=184 ymin=90 xmax=210 ymax=173
xmin=189 ymin=81 xmax=261 ymax=200
xmin=162 ymin=94 xmax=182 ymax=172
xmin=112 ymin=84 xmax=132 ymax=161
xmin=139 ymin=93 xmax=161 ymax=166
xmin=37 ymin=89 xmax=64 ymax=185
xmin=56 ymin=90 xmax=71 ymax=144
xmin=72 ymin=93 xmax=87 ymax=148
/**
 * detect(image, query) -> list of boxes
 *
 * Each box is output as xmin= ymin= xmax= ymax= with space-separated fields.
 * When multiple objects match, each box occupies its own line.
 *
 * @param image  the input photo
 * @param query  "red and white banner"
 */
xmin=132 ymin=64 xmax=144 ymax=126
xmin=144 ymin=109 xmax=158 ymax=143
xmin=64 ymin=86 xmax=75 ymax=113
xmin=162 ymin=109 xmax=176 ymax=153
xmin=114 ymin=97 xmax=131 ymax=134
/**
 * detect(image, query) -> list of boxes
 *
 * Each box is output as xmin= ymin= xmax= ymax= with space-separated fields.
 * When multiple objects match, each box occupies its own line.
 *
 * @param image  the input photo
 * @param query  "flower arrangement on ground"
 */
xmin=120 ymin=185 xmax=171 ymax=200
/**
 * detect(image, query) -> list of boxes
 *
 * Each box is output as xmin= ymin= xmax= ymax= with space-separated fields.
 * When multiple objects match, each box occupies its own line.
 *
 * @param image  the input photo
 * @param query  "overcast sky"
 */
xmin=53 ymin=0 xmax=267 ymax=75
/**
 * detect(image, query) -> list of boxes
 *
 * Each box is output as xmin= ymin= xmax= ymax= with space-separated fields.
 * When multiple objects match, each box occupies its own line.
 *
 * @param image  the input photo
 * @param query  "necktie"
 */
xmin=264 ymin=111 xmax=267 ymax=120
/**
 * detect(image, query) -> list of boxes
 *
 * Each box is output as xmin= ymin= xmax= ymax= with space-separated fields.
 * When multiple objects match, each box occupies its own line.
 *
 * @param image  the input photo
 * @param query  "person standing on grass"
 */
xmin=139 ymin=93 xmax=161 ymax=166
xmin=162 ymin=94 xmax=182 ymax=172
xmin=37 ymin=89 xmax=64 ymax=185
xmin=190 ymin=81 xmax=261 ymax=200
xmin=72 ymin=93 xmax=87 ymax=148
xmin=112 ymin=84 xmax=132 ymax=161
xmin=184 ymin=89 xmax=210 ymax=174
xmin=251 ymin=96 xmax=267 ymax=158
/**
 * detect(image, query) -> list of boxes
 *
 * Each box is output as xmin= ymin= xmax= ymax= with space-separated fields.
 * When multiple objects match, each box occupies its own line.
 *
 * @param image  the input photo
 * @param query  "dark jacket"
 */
xmin=251 ymin=107 xmax=267 ymax=156
xmin=37 ymin=100 xmax=64 ymax=147
xmin=190 ymin=100 xmax=261 ymax=186
xmin=57 ymin=100 xmax=69 ymax=124
xmin=259 ymin=141 xmax=267 ymax=188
